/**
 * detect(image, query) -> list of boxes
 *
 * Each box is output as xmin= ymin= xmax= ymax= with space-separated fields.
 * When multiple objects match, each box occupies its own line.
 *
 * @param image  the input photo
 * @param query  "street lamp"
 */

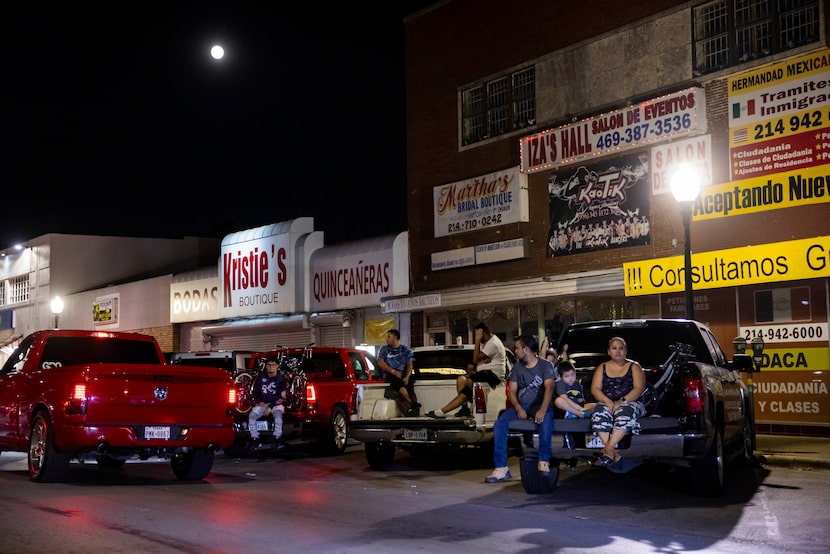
xmin=671 ymin=165 xmax=702 ymax=321
xmin=50 ymin=296 xmax=64 ymax=329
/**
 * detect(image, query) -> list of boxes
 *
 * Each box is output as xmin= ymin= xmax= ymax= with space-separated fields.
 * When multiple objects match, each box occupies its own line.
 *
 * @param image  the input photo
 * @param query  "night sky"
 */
xmin=2 ymin=3 xmax=438 ymax=250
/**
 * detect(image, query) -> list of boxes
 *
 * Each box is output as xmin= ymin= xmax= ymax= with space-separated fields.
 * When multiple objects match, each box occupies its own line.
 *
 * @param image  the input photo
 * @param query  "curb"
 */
xmin=755 ymin=453 xmax=830 ymax=471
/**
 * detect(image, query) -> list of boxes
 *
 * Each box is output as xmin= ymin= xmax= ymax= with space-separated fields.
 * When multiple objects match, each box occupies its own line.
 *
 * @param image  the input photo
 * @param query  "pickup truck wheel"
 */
xmin=28 ymin=412 xmax=71 ymax=483
xmin=321 ymin=407 xmax=348 ymax=455
xmin=365 ymin=441 xmax=395 ymax=469
xmin=95 ymin=456 xmax=127 ymax=469
xmin=171 ymin=449 xmax=215 ymax=480
xmin=691 ymin=427 xmax=724 ymax=497
xmin=735 ymin=406 xmax=755 ymax=467
xmin=519 ymin=456 xmax=559 ymax=494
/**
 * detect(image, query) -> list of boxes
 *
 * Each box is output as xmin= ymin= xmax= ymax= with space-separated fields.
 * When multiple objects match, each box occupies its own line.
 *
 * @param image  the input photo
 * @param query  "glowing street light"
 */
xmin=50 ymin=296 xmax=64 ymax=329
xmin=671 ymin=164 xmax=702 ymax=320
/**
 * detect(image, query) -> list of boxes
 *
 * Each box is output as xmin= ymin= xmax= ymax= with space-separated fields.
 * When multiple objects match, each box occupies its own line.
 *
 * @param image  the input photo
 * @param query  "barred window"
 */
xmin=7 ymin=275 xmax=30 ymax=305
xmin=693 ymin=0 xmax=819 ymax=75
xmin=461 ymin=67 xmax=535 ymax=146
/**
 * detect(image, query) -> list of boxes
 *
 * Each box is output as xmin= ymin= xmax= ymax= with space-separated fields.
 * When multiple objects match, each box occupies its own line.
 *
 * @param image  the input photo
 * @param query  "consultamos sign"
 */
xmin=624 ymin=235 xmax=830 ymax=296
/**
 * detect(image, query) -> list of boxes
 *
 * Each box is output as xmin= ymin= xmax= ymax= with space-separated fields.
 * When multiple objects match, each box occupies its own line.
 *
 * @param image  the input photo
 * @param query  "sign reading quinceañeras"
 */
xmin=521 ymin=87 xmax=707 ymax=173
xmin=729 ymin=48 xmax=830 ymax=181
xmin=433 ymin=166 xmax=529 ymax=238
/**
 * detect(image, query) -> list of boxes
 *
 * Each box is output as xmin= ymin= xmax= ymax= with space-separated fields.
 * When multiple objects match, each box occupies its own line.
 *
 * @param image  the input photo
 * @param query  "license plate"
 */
xmin=404 ymin=429 xmax=428 ymax=441
xmin=586 ymin=434 xmax=604 ymax=448
xmin=145 ymin=426 xmax=171 ymax=440
xmin=255 ymin=421 xmax=269 ymax=432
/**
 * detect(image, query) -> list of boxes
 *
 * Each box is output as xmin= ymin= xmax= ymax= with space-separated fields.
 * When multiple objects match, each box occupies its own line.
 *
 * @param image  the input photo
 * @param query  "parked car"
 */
xmin=0 ymin=329 xmax=237 ymax=482
xmin=349 ymin=343 xmax=517 ymax=469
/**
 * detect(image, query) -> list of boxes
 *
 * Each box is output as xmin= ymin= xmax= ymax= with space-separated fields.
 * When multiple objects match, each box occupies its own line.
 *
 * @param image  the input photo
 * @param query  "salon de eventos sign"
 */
xmin=521 ymin=88 xmax=707 ymax=173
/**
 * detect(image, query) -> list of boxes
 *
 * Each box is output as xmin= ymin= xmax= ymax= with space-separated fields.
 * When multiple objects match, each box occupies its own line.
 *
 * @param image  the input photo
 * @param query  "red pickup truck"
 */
xmin=227 ymin=346 xmax=384 ymax=456
xmin=0 ymin=330 xmax=237 ymax=482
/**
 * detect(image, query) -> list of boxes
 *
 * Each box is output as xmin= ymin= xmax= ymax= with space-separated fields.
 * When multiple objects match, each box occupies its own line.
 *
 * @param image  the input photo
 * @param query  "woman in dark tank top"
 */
xmin=590 ymin=336 xmax=646 ymax=465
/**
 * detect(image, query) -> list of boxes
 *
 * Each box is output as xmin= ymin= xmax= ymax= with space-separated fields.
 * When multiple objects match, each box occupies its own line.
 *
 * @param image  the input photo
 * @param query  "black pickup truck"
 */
xmin=514 ymin=319 xmax=755 ymax=497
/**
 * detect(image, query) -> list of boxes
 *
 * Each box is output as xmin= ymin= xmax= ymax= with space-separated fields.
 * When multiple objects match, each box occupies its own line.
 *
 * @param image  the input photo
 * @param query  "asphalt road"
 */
xmin=0 ymin=442 xmax=827 ymax=553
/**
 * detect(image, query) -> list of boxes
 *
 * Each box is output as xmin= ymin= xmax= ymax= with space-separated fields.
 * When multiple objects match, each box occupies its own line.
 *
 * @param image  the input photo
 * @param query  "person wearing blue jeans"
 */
xmin=486 ymin=334 xmax=557 ymax=483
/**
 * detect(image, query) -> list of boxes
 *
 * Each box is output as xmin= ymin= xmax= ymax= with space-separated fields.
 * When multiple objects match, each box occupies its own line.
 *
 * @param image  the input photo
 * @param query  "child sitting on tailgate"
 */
xmin=554 ymin=361 xmax=595 ymax=418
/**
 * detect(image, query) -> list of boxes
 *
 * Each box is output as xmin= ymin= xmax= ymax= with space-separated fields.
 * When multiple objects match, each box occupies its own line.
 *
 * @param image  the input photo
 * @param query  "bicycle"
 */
xmin=233 ymin=343 xmax=315 ymax=414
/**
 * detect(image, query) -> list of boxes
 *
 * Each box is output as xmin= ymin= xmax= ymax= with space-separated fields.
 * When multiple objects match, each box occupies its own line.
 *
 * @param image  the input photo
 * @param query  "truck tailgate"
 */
xmin=80 ymin=364 xmax=232 ymax=425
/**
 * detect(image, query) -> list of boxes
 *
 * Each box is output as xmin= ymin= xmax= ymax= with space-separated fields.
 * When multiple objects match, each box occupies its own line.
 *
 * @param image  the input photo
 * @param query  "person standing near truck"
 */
xmin=485 ymin=334 xmax=556 ymax=483
xmin=427 ymin=322 xmax=505 ymax=418
xmin=248 ymin=358 xmax=287 ymax=449
xmin=378 ymin=329 xmax=420 ymax=417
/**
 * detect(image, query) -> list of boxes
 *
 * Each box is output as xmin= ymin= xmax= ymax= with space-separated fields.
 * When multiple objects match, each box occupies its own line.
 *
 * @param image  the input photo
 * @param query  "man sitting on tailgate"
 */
xmin=249 ymin=357 xmax=287 ymax=449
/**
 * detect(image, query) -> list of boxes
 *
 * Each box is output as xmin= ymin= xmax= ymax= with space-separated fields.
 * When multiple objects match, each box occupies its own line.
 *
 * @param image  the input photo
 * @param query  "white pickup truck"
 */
xmin=349 ymin=344 xmax=516 ymax=469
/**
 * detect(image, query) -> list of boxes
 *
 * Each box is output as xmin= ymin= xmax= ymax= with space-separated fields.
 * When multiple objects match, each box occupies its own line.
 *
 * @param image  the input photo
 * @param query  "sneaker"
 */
xmin=456 ymin=406 xmax=472 ymax=417
xmin=537 ymin=461 xmax=550 ymax=475
xmin=405 ymin=406 xmax=420 ymax=417
xmin=484 ymin=467 xmax=512 ymax=483
xmin=425 ymin=410 xmax=445 ymax=419
xmin=565 ymin=411 xmax=576 ymax=419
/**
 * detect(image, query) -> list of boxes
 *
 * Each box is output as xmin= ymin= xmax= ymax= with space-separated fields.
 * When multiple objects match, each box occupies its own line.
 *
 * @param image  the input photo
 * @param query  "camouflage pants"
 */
xmin=591 ymin=400 xmax=645 ymax=435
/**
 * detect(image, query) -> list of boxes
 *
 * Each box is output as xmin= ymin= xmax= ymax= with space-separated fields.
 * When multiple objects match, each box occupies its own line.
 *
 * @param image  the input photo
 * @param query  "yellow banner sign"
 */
xmin=624 ymin=235 xmax=830 ymax=296
xmin=692 ymin=165 xmax=830 ymax=221
xmin=754 ymin=347 xmax=829 ymax=371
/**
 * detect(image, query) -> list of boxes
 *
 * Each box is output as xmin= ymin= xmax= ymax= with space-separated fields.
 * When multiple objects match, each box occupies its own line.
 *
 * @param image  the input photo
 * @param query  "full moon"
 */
xmin=210 ymin=45 xmax=225 ymax=60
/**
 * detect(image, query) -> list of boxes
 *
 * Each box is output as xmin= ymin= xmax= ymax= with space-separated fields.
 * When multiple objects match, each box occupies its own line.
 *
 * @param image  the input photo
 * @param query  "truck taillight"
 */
xmin=66 ymin=383 xmax=88 ymax=415
xmin=473 ymin=383 xmax=486 ymax=413
xmin=684 ymin=375 xmax=705 ymax=414
xmin=306 ymin=383 xmax=317 ymax=410
xmin=226 ymin=387 xmax=237 ymax=417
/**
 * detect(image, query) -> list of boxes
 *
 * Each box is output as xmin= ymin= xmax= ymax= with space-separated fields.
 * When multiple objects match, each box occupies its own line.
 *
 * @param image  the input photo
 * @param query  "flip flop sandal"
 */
xmin=595 ymin=453 xmax=614 ymax=466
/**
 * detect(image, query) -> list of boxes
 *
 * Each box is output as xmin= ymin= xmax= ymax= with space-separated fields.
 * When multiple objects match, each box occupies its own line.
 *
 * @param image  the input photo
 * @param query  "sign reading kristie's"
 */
xmin=219 ymin=219 xmax=313 ymax=318
xmin=433 ymin=166 xmax=529 ymax=238
xmin=624 ymin=235 xmax=830 ymax=296
xmin=521 ymin=87 xmax=707 ymax=173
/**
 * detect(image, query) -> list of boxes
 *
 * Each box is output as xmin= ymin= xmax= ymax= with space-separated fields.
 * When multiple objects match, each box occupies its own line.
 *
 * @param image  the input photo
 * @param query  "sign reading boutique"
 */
xmin=433 ymin=166 xmax=529 ymax=238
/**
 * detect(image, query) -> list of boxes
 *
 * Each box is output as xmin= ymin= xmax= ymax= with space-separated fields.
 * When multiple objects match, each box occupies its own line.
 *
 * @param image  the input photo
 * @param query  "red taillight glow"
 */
xmin=306 ymin=384 xmax=317 ymax=409
xmin=684 ymin=376 xmax=705 ymax=413
xmin=473 ymin=383 xmax=486 ymax=413
xmin=227 ymin=387 xmax=237 ymax=405
xmin=66 ymin=383 xmax=88 ymax=415
xmin=71 ymin=383 xmax=87 ymax=399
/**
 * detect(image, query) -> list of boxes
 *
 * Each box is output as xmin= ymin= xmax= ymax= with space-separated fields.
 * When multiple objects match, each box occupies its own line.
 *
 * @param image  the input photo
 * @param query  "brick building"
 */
xmin=390 ymin=0 xmax=830 ymax=435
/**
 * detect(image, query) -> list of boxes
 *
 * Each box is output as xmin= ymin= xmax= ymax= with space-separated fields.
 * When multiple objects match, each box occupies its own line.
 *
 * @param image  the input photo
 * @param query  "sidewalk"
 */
xmin=754 ymin=434 xmax=830 ymax=471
